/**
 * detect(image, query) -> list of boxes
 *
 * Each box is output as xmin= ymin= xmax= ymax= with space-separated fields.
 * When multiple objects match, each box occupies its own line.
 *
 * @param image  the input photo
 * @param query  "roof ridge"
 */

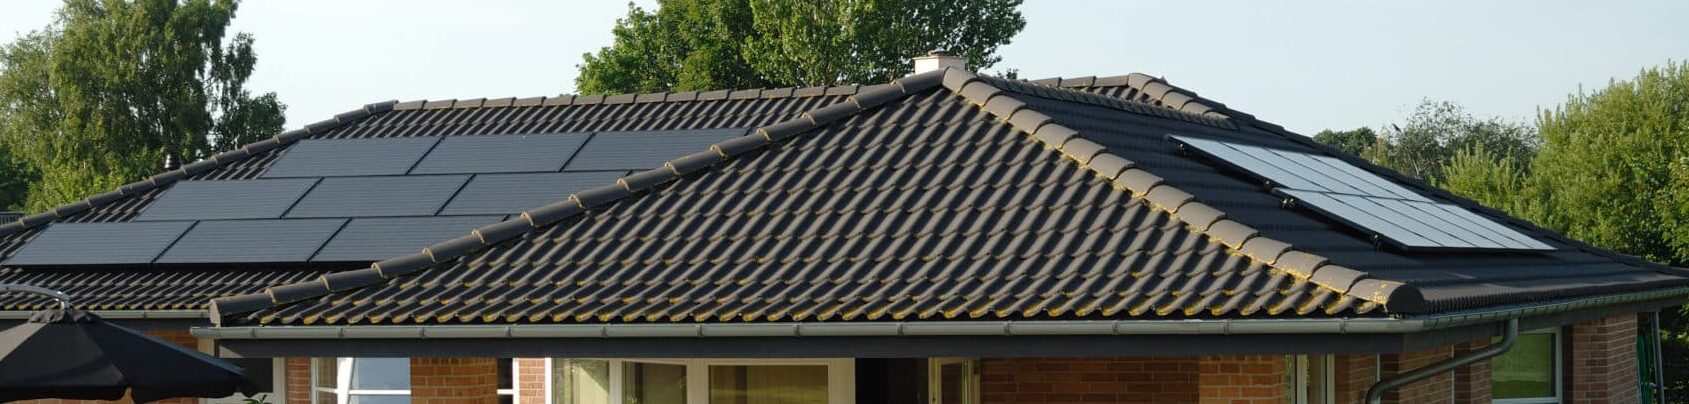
xmin=937 ymin=69 xmax=1424 ymax=315
xmin=0 ymin=100 xmax=400 ymax=238
xmin=388 ymin=84 xmax=882 ymax=112
xmin=982 ymin=76 xmax=1236 ymax=130
xmin=207 ymin=71 xmax=954 ymax=324
xmin=1027 ymin=73 xmax=1247 ymax=121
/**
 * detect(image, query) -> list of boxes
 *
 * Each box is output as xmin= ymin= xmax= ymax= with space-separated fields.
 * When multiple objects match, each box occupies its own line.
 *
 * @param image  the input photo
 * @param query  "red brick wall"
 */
xmin=1568 ymin=314 xmax=1640 ymax=404
xmin=1197 ymin=355 xmax=1287 ymax=404
xmin=980 ymin=357 xmax=1198 ymax=403
xmin=516 ymin=358 xmax=547 ymax=404
xmin=1451 ymin=340 xmax=1493 ymax=404
xmin=1332 ymin=354 xmax=1378 ymax=404
xmin=1378 ymin=346 xmax=1454 ymax=404
xmin=285 ymin=357 xmax=312 ymax=404
xmin=410 ymin=357 xmax=500 ymax=404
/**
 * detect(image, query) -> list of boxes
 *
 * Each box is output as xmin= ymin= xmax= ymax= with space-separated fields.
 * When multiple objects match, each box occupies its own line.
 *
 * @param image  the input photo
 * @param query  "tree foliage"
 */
xmin=1370 ymin=100 xmax=1538 ymax=183
xmin=576 ymin=0 xmax=1025 ymax=95
xmin=1311 ymin=127 xmax=1377 ymax=156
xmin=0 ymin=0 xmax=283 ymax=212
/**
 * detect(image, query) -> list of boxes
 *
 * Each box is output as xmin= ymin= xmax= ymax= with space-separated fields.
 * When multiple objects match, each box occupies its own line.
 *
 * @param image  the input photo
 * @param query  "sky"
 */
xmin=1 ymin=1 xmax=1687 ymax=135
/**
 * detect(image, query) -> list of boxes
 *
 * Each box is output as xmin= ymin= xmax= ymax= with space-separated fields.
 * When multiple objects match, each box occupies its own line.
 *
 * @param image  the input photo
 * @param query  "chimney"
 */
xmin=163 ymin=152 xmax=181 ymax=171
xmin=913 ymin=49 xmax=966 ymax=74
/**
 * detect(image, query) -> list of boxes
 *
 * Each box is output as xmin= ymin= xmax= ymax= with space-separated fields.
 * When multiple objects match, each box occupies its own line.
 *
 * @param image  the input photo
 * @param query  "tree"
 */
xmin=0 ymin=0 xmax=284 ymax=212
xmin=1373 ymin=100 xmax=1538 ymax=183
xmin=1311 ymin=127 xmax=1377 ymax=156
xmin=576 ymin=0 xmax=1025 ymax=95
xmin=1530 ymin=62 xmax=1689 ymax=267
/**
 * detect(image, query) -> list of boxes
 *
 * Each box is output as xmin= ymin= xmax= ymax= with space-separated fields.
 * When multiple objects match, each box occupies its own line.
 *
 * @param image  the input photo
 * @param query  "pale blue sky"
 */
xmin=2 ymin=1 xmax=1686 ymax=135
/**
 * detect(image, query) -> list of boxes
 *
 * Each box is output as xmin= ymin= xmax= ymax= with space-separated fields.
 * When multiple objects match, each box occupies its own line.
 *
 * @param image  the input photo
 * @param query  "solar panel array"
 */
xmin=4 ymin=129 xmax=750 ymax=267
xmin=1172 ymin=135 xmax=1552 ymax=251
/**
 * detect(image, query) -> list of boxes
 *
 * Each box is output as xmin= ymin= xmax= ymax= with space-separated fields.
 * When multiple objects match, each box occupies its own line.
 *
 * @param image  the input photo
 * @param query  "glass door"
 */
xmin=928 ymin=358 xmax=979 ymax=404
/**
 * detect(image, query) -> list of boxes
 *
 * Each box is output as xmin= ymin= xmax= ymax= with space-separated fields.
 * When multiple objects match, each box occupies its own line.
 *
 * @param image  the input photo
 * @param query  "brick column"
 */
xmin=285 ymin=357 xmax=312 ymax=404
xmin=1451 ymin=340 xmax=1493 ymax=403
xmin=1568 ymin=314 xmax=1640 ymax=404
xmin=1197 ymin=355 xmax=1287 ymax=404
xmin=1332 ymin=354 xmax=1378 ymax=404
xmin=1377 ymin=346 xmax=1454 ymax=404
xmin=980 ymin=357 xmax=1198 ymax=403
xmin=411 ymin=357 xmax=500 ymax=404
xmin=516 ymin=358 xmax=548 ymax=404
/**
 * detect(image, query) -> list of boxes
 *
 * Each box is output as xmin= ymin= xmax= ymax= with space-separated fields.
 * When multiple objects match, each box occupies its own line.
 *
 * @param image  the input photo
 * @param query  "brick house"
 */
xmin=1 ymin=57 xmax=1685 ymax=404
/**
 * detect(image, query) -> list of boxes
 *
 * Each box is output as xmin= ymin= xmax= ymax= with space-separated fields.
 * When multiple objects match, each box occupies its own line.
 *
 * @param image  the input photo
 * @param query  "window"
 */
xmin=927 ymin=358 xmax=979 ymax=404
xmin=311 ymin=358 xmax=518 ymax=404
xmin=549 ymin=359 xmax=853 ymax=404
xmin=1289 ymin=355 xmax=1334 ymax=404
xmin=1493 ymin=328 xmax=1562 ymax=403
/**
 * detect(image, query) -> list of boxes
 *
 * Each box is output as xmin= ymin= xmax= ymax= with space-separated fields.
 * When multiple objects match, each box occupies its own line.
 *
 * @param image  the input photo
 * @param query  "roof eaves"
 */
xmin=941 ymin=69 xmax=1425 ymax=315
xmin=0 ymin=100 xmax=400 ymax=238
xmin=208 ymin=70 xmax=952 ymax=326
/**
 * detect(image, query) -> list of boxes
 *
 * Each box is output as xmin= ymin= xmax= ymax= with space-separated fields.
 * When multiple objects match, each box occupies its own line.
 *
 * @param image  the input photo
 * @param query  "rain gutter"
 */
xmin=0 ymin=309 xmax=207 ymax=320
xmin=193 ymin=287 xmax=1689 ymax=340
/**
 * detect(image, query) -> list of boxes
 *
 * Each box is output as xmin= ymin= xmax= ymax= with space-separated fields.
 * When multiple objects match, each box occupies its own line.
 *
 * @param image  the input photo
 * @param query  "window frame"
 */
xmin=1289 ymin=355 xmax=1336 ymax=404
xmin=309 ymin=357 xmax=519 ymax=404
xmin=1492 ymin=328 xmax=1564 ymax=404
xmin=548 ymin=357 xmax=854 ymax=404
xmin=927 ymin=357 xmax=980 ymax=404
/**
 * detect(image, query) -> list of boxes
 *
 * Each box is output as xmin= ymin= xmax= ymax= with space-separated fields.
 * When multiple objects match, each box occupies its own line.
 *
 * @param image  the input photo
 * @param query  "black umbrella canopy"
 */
xmin=0 ymin=300 xmax=257 ymax=402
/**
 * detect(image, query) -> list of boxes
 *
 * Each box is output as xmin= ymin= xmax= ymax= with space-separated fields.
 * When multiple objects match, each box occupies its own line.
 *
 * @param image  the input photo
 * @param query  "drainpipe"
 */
xmin=1652 ymin=311 xmax=1667 ymax=404
xmin=1365 ymin=319 xmax=1517 ymax=404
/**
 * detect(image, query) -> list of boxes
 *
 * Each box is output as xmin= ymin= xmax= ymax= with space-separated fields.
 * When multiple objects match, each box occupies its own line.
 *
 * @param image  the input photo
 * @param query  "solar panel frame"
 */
xmin=312 ymin=215 xmax=506 ymax=262
xmin=263 ymin=137 xmax=442 ymax=178
xmin=3 ymin=222 xmax=195 ymax=266
xmin=564 ymin=128 xmax=749 ymax=171
xmin=410 ymin=133 xmax=591 ymax=175
xmin=285 ymin=175 xmax=471 ymax=218
xmin=135 ymin=179 xmax=319 ymax=221
xmin=155 ymin=219 xmax=348 ymax=264
xmin=439 ymin=172 xmax=624 ymax=215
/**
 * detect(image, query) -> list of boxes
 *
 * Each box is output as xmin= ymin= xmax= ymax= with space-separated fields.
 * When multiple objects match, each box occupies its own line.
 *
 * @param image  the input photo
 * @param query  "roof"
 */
xmin=196 ymin=69 xmax=1689 ymax=327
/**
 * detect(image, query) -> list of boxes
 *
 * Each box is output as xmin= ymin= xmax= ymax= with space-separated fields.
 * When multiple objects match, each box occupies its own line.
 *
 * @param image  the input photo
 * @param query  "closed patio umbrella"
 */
xmin=0 ymin=284 xmax=257 ymax=403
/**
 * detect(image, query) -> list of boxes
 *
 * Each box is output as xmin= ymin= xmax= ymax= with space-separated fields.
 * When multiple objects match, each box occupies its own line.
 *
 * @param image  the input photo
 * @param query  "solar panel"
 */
xmin=1173 ymin=135 xmax=1552 ymax=251
xmin=411 ymin=133 xmax=590 ymax=174
xmin=312 ymin=215 xmax=505 ymax=262
xmin=439 ymin=172 xmax=623 ymax=215
xmin=285 ymin=175 xmax=470 ymax=218
xmin=156 ymin=219 xmax=347 ymax=263
xmin=263 ymin=137 xmax=441 ymax=178
xmin=135 ymin=179 xmax=318 ymax=221
xmin=564 ymin=128 xmax=748 ymax=171
xmin=3 ymin=222 xmax=194 ymax=266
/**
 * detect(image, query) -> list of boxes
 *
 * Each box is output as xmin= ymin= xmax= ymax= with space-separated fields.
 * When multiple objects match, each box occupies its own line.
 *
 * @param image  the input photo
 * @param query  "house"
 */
xmin=2 ymin=54 xmax=1686 ymax=404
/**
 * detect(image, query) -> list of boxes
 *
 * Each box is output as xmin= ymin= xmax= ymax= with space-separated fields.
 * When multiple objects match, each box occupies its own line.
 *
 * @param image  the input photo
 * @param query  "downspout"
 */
xmin=1365 ymin=319 xmax=1518 ymax=404
xmin=1652 ymin=311 xmax=1667 ymax=404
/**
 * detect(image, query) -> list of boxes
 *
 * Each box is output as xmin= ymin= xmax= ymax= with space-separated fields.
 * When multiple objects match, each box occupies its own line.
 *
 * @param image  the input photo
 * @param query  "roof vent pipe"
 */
xmin=163 ymin=152 xmax=181 ymax=171
xmin=913 ymin=49 xmax=966 ymax=74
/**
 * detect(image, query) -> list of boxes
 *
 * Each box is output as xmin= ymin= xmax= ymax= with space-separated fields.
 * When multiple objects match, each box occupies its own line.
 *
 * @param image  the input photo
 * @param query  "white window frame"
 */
xmin=549 ymin=357 xmax=855 ymax=404
xmin=310 ymin=357 xmax=520 ymax=404
xmin=1290 ymin=355 xmax=1335 ymax=404
xmin=1493 ymin=328 xmax=1563 ymax=404
xmin=927 ymin=358 xmax=980 ymax=404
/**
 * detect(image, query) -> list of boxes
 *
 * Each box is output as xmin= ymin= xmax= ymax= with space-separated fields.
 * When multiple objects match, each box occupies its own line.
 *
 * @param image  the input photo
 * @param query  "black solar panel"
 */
xmin=4 ymin=222 xmax=194 ymax=266
xmin=285 ymin=175 xmax=470 ymax=218
xmin=410 ymin=133 xmax=590 ymax=174
xmin=155 ymin=219 xmax=347 ymax=264
xmin=263 ymin=137 xmax=441 ymax=178
xmin=563 ymin=128 xmax=747 ymax=171
xmin=439 ymin=172 xmax=622 ymax=215
xmin=135 ymin=179 xmax=318 ymax=221
xmin=312 ymin=215 xmax=506 ymax=262
xmin=1174 ymin=135 xmax=1552 ymax=251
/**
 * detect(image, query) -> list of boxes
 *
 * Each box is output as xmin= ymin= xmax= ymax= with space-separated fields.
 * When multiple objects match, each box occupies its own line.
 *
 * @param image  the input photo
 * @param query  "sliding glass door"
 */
xmin=551 ymin=359 xmax=852 ymax=404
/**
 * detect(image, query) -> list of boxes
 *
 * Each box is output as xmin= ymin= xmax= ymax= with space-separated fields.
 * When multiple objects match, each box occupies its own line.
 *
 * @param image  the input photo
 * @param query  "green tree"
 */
xmin=0 ymin=0 xmax=284 ymax=212
xmin=576 ymin=0 xmax=1025 ymax=95
xmin=1530 ymin=62 xmax=1689 ymax=267
xmin=1373 ymin=100 xmax=1538 ymax=183
xmin=1311 ymin=127 xmax=1377 ymax=156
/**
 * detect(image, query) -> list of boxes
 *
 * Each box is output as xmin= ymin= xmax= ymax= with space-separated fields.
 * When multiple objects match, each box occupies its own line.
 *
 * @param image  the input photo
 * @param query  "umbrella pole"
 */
xmin=0 ymin=284 xmax=73 ymax=309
